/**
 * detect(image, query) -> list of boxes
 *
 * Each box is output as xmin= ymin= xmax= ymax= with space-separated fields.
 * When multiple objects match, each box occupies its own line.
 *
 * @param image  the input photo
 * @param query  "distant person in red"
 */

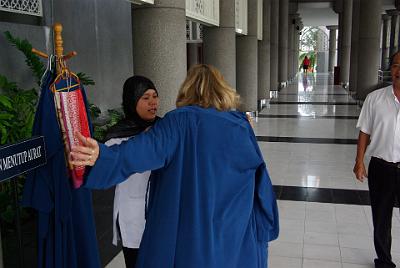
xmin=302 ymin=56 xmax=310 ymax=74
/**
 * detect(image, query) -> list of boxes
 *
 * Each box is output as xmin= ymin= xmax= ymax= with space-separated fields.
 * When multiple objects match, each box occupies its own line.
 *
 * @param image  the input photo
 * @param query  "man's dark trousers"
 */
xmin=368 ymin=157 xmax=400 ymax=268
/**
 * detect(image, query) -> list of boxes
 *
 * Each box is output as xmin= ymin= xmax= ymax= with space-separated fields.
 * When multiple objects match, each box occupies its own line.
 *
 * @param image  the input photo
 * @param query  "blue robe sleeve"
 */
xmin=242 ymin=114 xmax=279 ymax=243
xmin=254 ymin=163 xmax=279 ymax=242
xmin=84 ymin=111 xmax=180 ymax=189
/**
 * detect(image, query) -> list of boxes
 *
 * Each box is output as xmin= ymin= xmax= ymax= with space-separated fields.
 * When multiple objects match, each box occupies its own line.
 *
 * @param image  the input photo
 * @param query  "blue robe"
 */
xmin=22 ymin=71 xmax=101 ymax=268
xmin=85 ymin=105 xmax=279 ymax=268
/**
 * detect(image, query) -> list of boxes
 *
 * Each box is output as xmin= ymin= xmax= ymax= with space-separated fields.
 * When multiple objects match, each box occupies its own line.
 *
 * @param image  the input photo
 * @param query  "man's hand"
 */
xmin=353 ymin=161 xmax=367 ymax=182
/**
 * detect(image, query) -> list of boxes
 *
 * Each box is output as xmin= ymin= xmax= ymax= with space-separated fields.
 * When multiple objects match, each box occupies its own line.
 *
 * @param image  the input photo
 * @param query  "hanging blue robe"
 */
xmin=22 ymin=71 xmax=101 ymax=268
xmin=85 ymin=105 xmax=279 ymax=268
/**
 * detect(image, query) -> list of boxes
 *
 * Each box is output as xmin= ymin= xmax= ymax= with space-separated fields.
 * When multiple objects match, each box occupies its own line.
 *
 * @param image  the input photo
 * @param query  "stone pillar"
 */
xmin=203 ymin=0 xmax=236 ymax=88
xmin=288 ymin=15 xmax=294 ymax=81
xmin=292 ymin=22 xmax=299 ymax=79
xmin=339 ymin=0 xmax=352 ymax=85
xmin=381 ymin=14 xmax=391 ymax=70
xmin=334 ymin=0 xmax=343 ymax=67
xmin=293 ymin=20 xmax=302 ymax=78
xmin=270 ymin=0 xmax=279 ymax=91
xmin=349 ymin=0 xmax=360 ymax=93
xmin=337 ymin=13 xmax=343 ymax=66
xmin=296 ymin=22 xmax=304 ymax=75
xmin=356 ymin=0 xmax=382 ymax=100
xmin=258 ymin=0 xmax=271 ymax=101
xmin=236 ymin=0 xmax=258 ymax=111
xmin=387 ymin=9 xmax=399 ymax=57
xmin=326 ymin=25 xmax=338 ymax=72
xmin=288 ymin=13 xmax=298 ymax=81
xmin=278 ymin=0 xmax=288 ymax=85
xmin=287 ymin=2 xmax=298 ymax=81
xmin=132 ymin=0 xmax=186 ymax=115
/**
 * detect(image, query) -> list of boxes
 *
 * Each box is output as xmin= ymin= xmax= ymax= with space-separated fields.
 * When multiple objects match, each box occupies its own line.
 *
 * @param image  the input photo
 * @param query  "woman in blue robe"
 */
xmin=70 ymin=64 xmax=279 ymax=268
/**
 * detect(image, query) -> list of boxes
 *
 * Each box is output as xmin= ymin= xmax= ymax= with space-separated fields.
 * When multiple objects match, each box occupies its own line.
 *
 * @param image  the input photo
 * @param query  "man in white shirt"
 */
xmin=354 ymin=51 xmax=400 ymax=268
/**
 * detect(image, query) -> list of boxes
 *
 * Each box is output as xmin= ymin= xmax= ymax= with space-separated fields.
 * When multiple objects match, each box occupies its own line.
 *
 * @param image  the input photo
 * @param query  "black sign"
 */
xmin=0 ymin=136 xmax=46 ymax=182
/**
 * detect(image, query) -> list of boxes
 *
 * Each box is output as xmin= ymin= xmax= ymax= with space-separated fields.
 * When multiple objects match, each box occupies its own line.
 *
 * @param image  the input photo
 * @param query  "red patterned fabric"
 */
xmin=52 ymin=75 xmax=90 ymax=188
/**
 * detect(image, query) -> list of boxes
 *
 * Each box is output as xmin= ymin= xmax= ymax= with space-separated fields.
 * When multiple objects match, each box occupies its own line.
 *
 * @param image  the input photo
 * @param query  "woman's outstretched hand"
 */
xmin=69 ymin=132 xmax=100 ymax=167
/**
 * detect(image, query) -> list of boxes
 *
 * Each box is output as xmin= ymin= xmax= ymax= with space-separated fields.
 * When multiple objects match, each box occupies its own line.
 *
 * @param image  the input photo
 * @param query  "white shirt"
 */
xmin=105 ymin=137 xmax=150 ymax=248
xmin=357 ymin=85 xmax=400 ymax=163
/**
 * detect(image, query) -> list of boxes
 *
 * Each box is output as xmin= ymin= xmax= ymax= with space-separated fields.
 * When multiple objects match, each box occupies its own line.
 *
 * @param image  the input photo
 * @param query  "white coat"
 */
xmin=105 ymin=137 xmax=150 ymax=248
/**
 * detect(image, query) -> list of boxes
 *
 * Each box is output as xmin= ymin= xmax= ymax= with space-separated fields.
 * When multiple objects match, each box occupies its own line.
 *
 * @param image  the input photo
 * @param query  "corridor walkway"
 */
xmin=106 ymin=73 xmax=400 ymax=268
xmin=264 ymin=73 xmax=400 ymax=268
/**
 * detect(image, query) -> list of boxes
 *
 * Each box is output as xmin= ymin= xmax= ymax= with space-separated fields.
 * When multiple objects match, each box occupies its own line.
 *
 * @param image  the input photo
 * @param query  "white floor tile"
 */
xmin=303 ymin=244 xmax=341 ymax=262
xmin=268 ymin=256 xmax=302 ymax=268
xmin=302 ymin=258 xmax=342 ymax=268
xmin=305 ymin=220 xmax=338 ymax=234
xmin=306 ymin=209 xmax=336 ymax=222
xmin=340 ymin=247 xmax=376 ymax=265
xmin=276 ymin=229 xmax=305 ymax=244
xmin=336 ymin=223 xmax=372 ymax=236
xmin=338 ymin=234 xmax=374 ymax=250
xmin=269 ymin=241 xmax=303 ymax=258
xmin=303 ymin=232 xmax=338 ymax=246
xmin=280 ymin=218 xmax=306 ymax=232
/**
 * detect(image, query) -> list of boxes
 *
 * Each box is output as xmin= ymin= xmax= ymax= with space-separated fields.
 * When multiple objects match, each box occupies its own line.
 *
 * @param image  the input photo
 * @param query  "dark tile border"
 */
xmin=256 ymin=136 xmax=358 ymax=144
xmin=273 ymin=185 xmax=373 ymax=206
xmin=269 ymin=101 xmax=358 ymax=105
xmin=258 ymin=114 xmax=359 ymax=119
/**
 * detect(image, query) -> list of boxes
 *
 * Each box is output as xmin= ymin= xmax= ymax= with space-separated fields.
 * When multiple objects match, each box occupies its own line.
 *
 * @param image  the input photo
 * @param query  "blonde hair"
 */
xmin=176 ymin=64 xmax=240 ymax=111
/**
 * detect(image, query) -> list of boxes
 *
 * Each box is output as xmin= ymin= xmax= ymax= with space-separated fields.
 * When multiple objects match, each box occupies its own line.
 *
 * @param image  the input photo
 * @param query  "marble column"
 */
xmin=288 ymin=15 xmax=294 ymax=81
xmin=236 ymin=0 xmax=258 ymax=111
xmin=326 ymin=25 xmax=338 ymax=72
xmin=270 ymin=0 xmax=279 ymax=91
xmin=334 ymin=0 xmax=343 ymax=66
xmin=381 ymin=14 xmax=391 ymax=70
xmin=387 ymin=9 xmax=399 ymax=57
xmin=356 ymin=0 xmax=382 ymax=99
xmin=278 ymin=0 xmax=288 ymax=85
xmin=349 ymin=0 xmax=360 ymax=93
xmin=288 ymin=13 xmax=299 ymax=81
xmin=203 ymin=0 xmax=236 ymax=88
xmin=132 ymin=0 xmax=186 ymax=115
xmin=293 ymin=19 xmax=302 ymax=78
xmin=258 ymin=0 xmax=271 ymax=101
xmin=337 ymin=13 xmax=343 ymax=66
xmin=339 ymin=0 xmax=352 ymax=85
xmin=296 ymin=22 xmax=303 ymax=76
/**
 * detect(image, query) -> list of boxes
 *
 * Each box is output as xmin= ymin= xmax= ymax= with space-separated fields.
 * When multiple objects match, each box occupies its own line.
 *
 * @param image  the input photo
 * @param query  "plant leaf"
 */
xmin=0 ymin=95 xmax=12 ymax=109
xmin=77 ymin=72 xmax=95 ymax=86
xmin=4 ymin=31 xmax=45 ymax=86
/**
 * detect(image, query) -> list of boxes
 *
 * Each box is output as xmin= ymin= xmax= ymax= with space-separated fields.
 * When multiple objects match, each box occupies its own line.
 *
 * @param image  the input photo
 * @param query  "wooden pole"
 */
xmin=53 ymin=23 xmax=64 ymax=74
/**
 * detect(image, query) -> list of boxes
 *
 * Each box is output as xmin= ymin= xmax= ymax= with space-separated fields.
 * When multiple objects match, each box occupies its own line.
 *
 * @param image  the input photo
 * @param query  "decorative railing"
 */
xmin=235 ymin=0 xmax=248 ymax=35
xmin=186 ymin=0 xmax=219 ymax=26
xmin=0 ymin=0 xmax=42 ymax=16
xmin=128 ymin=0 xmax=154 ymax=5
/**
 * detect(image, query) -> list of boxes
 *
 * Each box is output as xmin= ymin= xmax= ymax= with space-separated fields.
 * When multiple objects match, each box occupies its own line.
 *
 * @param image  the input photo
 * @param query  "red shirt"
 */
xmin=303 ymin=58 xmax=310 ymax=66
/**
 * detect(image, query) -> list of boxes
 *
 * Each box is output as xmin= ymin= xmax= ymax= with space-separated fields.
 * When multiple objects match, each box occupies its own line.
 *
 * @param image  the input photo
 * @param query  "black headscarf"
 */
xmin=105 ymin=76 xmax=159 ymax=141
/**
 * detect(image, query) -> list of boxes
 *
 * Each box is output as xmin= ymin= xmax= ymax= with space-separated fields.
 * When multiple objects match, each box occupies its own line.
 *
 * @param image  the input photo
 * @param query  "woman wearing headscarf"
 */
xmin=104 ymin=76 xmax=159 ymax=268
xmin=70 ymin=64 xmax=279 ymax=268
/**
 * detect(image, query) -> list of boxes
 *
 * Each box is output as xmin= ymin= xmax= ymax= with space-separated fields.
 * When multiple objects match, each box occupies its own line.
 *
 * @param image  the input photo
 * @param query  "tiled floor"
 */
xmin=263 ymin=73 xmax=379 ymax=268
xmin=271 ymin=200 xmax=400 ymax=268
xmin=106 ymin=73 xmax=387 ymax=267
